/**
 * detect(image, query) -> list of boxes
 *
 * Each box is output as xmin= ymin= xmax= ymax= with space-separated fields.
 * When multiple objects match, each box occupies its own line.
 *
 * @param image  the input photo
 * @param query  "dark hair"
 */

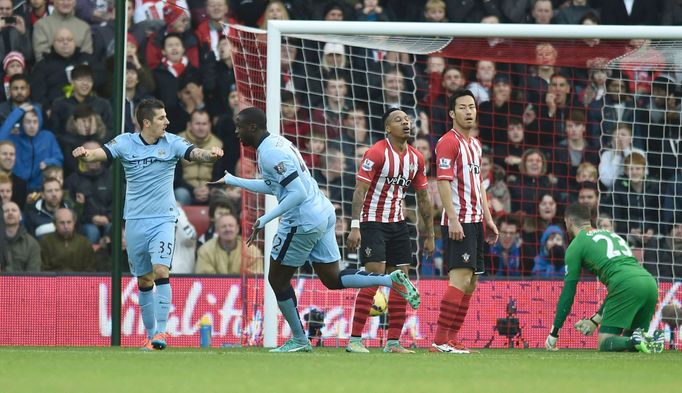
xmin=323 ymin=1 xmax=344 ymax=18
xmin=281 ymin=90 xmax=296 ymax=104
xmin=71 ymin=64 xmax=93 ymax=81
xmin=209 ymin=197 xmax=236 ymax=222
xmin=72 ymin=103 xmax=96 ymax=120
xmin=190 ymin=109 xmax=211 ymax=122
xmin=442 ymin=65 xmax=461 ymax=77
xmin=580 ymin=11 xmax=600 ymax=25
xmin=567 ymin=110 xmax=585 ymax=124
xmin=382 ymin=107 xmax=401 ymax=127
xmin=135 ymin=98 xmax=165 ymax=129
xmin=9 ymin=73 xmax=29 ymax=86
xmin=237 ymin=107 xmax=266 ymax=129
xmin=578 ymin=181 xmax=599 ymax=193
xmin=42 ymin=176 xmax=62 ymax=190
xmin=497 ymin=212 xmax=521 ymax=229
xmin=162 ymin=33 xmax=184 ymax=48
xmin=447 ymin=89 xmax=476 ymax=112
xmin=564 ymin=203 xmax=592 ymax=224
xmin=508 ymin=117 xmax=523 ymax=127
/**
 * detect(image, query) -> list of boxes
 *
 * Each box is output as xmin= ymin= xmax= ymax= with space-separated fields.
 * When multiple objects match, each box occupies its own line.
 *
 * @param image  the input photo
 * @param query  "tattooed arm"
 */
xmin=346 ymin=181 xmax=370 ymax=251
xmin=416 ymin=188 xmax=435 ymax=254
xmin=189 ymin=146 xmax=224 ymax=163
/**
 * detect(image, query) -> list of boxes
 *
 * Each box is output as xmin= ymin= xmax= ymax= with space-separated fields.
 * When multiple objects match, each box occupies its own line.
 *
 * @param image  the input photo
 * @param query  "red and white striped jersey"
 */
xmin=356 ymin=139 xmax=428 ymax=223
xmin=435 ymin=128 xmax=484 ymax=224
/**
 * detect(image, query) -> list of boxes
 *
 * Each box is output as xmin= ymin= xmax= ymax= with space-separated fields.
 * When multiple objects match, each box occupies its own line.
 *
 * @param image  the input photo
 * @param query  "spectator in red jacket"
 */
xmin=145 ymin=4 xmax=200 ymax=70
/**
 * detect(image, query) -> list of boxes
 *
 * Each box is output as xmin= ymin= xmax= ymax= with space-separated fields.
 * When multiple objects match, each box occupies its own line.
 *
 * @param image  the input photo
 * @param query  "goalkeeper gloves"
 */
xmin=545 ymin=325 xmax=559 ymax=351
xmin=574 ymin=313 xmax=602 ymax=336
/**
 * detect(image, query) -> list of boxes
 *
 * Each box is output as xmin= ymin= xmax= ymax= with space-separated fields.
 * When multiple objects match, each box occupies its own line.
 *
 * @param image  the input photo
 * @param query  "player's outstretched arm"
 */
xmin=207 ymin=171 xmax=273 ymax=195
xmin=416 ymin=189 xmax=435 ymax=255
xmin=72 ymin=146 xmax=108 ymax=162
xmin=190 ymin=146 xmax=224 ymax=163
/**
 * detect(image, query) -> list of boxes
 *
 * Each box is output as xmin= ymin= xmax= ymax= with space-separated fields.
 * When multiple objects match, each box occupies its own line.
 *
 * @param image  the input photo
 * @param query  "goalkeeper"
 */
xmin=545 ymin=204 xmax=663 ymax=353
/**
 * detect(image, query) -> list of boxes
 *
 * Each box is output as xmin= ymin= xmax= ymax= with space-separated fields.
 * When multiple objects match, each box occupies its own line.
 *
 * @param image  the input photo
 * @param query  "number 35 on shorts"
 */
xmin=158 ymin=241 xmax=173 ymax=258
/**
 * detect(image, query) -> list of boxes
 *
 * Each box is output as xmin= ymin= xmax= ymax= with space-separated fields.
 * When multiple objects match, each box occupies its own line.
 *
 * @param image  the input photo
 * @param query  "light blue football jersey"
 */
xmin=257 ymin=134 xmax=334 ymax=231
xmin=103 ymin=132 xmax=194 ymax=220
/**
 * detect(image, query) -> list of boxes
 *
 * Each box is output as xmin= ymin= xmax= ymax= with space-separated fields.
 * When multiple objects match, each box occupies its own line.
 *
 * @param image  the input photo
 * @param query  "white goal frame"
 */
xmin=261 ymin=21 xmax=682 ymax=348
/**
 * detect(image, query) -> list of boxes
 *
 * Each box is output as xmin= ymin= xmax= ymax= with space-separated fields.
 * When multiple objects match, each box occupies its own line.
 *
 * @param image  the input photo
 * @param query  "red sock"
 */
xmin=448 ymin=293 xmax=472 ymax=342
xmin=351 ymin=287 xmax=376 ymax=337
xmin=433 ymin=286 xmax=464 ymax=345
xmin=387 ymin=287 xmax=407 ymax=341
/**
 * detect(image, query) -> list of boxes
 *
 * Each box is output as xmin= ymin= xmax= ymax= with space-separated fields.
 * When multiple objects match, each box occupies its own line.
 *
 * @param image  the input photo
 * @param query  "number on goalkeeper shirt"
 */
xmin=592 ymin=233 xmax=633 ymax=259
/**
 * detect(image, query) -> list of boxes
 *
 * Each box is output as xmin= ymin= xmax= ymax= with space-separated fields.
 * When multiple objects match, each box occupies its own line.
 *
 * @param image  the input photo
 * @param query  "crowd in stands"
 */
xmin=0 ymin=0 xmax=681 ymax=281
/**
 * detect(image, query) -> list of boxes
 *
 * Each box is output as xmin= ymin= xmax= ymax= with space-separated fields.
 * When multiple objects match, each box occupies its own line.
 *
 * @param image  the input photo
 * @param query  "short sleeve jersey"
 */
xmin=103 ymin=132 xmax=194 ymax=220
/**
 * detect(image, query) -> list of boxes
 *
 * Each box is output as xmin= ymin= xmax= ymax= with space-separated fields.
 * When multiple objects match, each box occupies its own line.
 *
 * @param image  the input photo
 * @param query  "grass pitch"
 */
xmin=0 ymin=347 xmax=678 ymax=393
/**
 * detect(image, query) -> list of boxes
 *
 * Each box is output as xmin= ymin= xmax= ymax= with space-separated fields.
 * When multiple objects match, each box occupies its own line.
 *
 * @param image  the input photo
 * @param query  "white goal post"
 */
xmin=261 ymin=21 xmax=682 ymax=348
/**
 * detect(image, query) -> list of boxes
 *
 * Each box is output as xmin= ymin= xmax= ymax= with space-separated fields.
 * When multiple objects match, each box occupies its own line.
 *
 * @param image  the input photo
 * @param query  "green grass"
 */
xmin=0 ymin=347 xmax=679 ymax=393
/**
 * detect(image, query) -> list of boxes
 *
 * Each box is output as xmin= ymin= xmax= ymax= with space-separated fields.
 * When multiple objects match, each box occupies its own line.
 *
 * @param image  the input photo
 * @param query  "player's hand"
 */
xmin=209 ymin=146 xmax=224 ymax=161
xmin=545 ymin=334 xmax=559 ymax=351
xmin=448 ymin=219 xmax=464 ymax=241
xmin=246 ymin=219 xmax=262 ymax=247
xmin=423 ymin=236 xmax=435 ymax=255
xmin=485 ymin=219 xmax=499 ymax=245
xmin=207 ymin=171 xmax=235 ymax=186
xmin=347 ymin=228 xmax=361 ymax=251
xmin=574 ymin=319 xmax=598 ymax=336
xmin=72 ymin=146 xmax=90 ymax=159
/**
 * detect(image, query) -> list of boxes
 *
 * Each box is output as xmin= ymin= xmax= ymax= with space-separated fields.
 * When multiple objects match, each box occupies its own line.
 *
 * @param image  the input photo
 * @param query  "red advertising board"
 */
xmin=0 ymin=276 xmax=678 ymax=349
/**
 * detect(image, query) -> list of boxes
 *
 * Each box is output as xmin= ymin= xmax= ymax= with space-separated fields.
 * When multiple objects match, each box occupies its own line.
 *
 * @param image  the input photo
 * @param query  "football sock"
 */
xmin=599 ymin=336 xmax=635 ymax=352
xmin=433 ymin=286 xmax=464 ymax=345
xmin=448 ymin=293 xmax=472 ymax=342
xmin=154 ymin=278 xmax=171 ymax=334
xmin=276 ymin=286 xmax=307 ymax=343
xmin=339 ymin=269 xmax=391 ymax=288
xmin=351 ymin=287 xmax=376 ymax=337
xmin=138 ymin=285 xmax=156 ymax=339
xmin=387 ymin=287 xmax=407 ymax=341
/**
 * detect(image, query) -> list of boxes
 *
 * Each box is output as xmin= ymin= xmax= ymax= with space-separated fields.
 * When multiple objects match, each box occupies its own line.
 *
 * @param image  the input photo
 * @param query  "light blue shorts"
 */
xmin=271 ymin=213 xmax=341 ymax=267
xmin=125 ymin=218 xmax=177 ymax=277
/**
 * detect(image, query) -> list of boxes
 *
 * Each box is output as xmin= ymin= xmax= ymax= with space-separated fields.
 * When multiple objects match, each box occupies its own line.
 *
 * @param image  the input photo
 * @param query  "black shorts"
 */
xmin=441 ymin=222 xmax=485 ymax=274
xmin=359 ymin=221 xmax=413 ymax=266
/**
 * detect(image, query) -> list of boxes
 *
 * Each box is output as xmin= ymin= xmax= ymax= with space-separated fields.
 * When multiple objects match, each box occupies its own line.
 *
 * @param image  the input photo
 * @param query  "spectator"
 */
xmin=530 ymin=0 xmax=553 ymax=24
xmin=0 ymin=74 xmax=36 ymax=126
xmin=446 ymin=0 xmax=501 ymax=23
xmin=598 ymin=123 xmax=646 ymax=189
xmin=75 ymin=0 xmax=113 ymax=25
xmin=195 ymin=0 xmax=229 ymax=60
xmin=152 ymin=33 xmax=200 ymax=114
xmin=33 ymin=0 xmax=93 ymax=62
xmin=170 ymin=74 xmax=210 ymax=132
xmin=356 ymin=0 xmax=389 ymax=21
xmin=93 ymin=229 xmax=130 ymax=272
xmin=338 ymin=106 xmax=370 ymax=170
xmin=49 ymin=64 xmax=113 ymax=137
xmin=0 ymin=103 xmax=63 ymax=192
xmin=479 ymin=73 xmax=529 ymax=146
xmin=202 ymin=35 xmax=235 ymax=117
xmin=313 ymin=148 xmax=353 ymax=215
xmin=539 ymin=72 xmax=579 ymax=146
xmin=521 ymin=42 xmax=557 ymax=106
xmin=30 ymin=27 xmax=104 ymax=110
xmin=175 ymin=110 xmax=223 ymax=205
xmin=145 ymin=4 xmax=199 ymax=70
xmin=493 ymin=118 xmax=531 ymax=177
xmin=310 ymin=72 xmax=350 ymax=141
xmin=429 ymin=66 xmax=466 ymax=138
xmin=588 ymin=74 xmax=642 ymax=147
xmin=171 ymin=203 xmax=197 ymax=274
xmin=599 ymin=0 xmax=659 ymax=25
xmin=609 ymin=152 xmax=660 ymax=248
xmin=196 ymin=196 xmax=235 ymax=248
xmin=576 ymin=161 xmax=598 ymax=184
xmin=532 ymin=224 xmax=566 ymax=277
xmin=423 ymin=0 xmax=448 ymax=22
xmin=553 ymin=0 xmax=595 ymax=24
xmin=40 ymin=207 xmax=95 ymax=271
xmin=0 ymin=172 xmax=10 ymax=203
xmin=642 ymin=74 xmax=681 ymax=181
xmin=488 ymin=214 xmax=526 ymax=277
xmin=0 ymin=140 xmax=27 ymax=209
xmin=577 ymin=181 xmax=600 ymax=216
xmin=124 ymin=62 xmax=153 ymax=133
xmin=578 ymin=57 xmax=610 ymax=107
xmin=59 ymin=103 xmax=106 ymax=175
xmin=0 ymin=0 xmax=33 ymax=64
xmin=133 ymin=0 xmax=189 ymax=27
xmin=1 ymin=52 xmax=27 ymax=103
xmin=522 ymin=192 xmax=561 ymax=256
xmin=643 ymin=220 xmax=682 ymax=280
xmin=259 ymin=0 xmax=289 ymax=29
xmin=597 ymin=211 xmax=614 ymax=232
xmin=280 ymin=90 xmax=312 ymax=162
xmin=2 ymin=200 xmax=41 ymax=272
xmin=24 ymin=0 xmax=52 ymax=39
xmin=486 ymin=158 xmax=512 ymax=218
xmin=125 ymin=33 xmax=155 ymax=95
xmin=550 ymin=110 xmax=600 ymax=199
xmin=195 ymin=213 xmax=263 ymax=274
xmin=466 ymin=60 xmax=496 ymax=104
xmin=508 ymin=148 xmax=555 ymax=213
xmin=501 ymin=0 xmax=532 ymax=23
xmin=24 ymin=177 xmax=72 ymax=238
xmin=64 ymin=140 xmax=112 ymax=244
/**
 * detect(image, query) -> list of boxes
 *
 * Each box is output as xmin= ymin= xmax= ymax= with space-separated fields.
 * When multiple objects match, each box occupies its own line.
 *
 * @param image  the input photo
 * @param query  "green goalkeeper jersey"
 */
xmin=552 ymin=228 xmax=653 ymax=330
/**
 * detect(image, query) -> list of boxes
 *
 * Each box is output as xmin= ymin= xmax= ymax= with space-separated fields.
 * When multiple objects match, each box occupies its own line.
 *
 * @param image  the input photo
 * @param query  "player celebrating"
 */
xmin=73 ymin=98 xmax=224 ymax=351
xmin=545 ymin=203 xmax=664 ymax=353
xmin=210 ymin=107 xmax=420 ymax=353
xmin=345 ymin=108 xmax=435 ymax=354
xmin=432 ymin=90 xmax=499 ymax=353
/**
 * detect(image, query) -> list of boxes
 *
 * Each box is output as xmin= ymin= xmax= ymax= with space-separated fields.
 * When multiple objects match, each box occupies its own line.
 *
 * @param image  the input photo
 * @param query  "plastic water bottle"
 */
xmin=199 ymin=315 xmax=212 ymax=348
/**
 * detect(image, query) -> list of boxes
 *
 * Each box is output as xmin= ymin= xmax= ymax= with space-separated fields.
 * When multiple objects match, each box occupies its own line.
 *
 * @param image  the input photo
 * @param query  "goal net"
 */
xmin=226 ymin=23 xmax=682 ymax=349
